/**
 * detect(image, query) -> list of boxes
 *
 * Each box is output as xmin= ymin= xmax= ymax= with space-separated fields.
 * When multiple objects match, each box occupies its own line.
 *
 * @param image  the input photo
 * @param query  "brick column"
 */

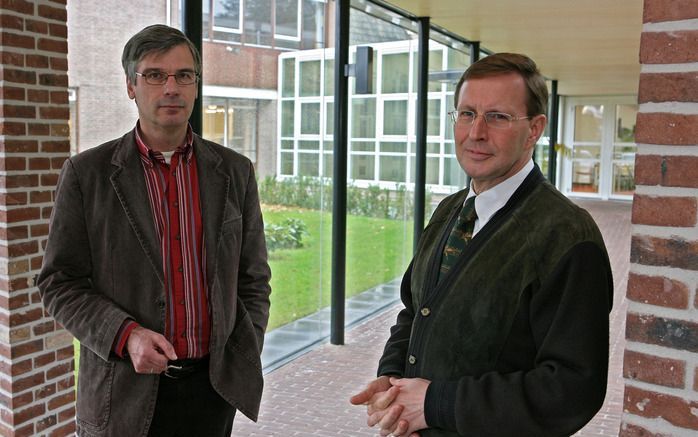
xmin=621 ymin=0 xmax=698 ymax=435
xmin=0 ymin=1 xmax=75 ymax=436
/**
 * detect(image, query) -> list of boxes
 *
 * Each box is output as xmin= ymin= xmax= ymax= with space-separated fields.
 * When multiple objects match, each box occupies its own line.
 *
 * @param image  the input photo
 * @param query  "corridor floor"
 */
xmin=233 ymin=198 xmax=632 ymax=436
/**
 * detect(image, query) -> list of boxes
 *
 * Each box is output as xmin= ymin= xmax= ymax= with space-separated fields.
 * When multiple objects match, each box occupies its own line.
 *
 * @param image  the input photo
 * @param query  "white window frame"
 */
xmin=212 ymin=0 xmax=243 ymax=34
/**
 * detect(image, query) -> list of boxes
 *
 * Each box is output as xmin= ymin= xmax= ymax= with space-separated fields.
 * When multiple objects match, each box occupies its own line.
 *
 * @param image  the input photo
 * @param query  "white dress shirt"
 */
xmin=465 ymin=159 xmax=535 ymax=237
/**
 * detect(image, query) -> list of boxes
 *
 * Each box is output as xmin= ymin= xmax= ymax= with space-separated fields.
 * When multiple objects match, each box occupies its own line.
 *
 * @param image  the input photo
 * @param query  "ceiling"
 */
xmin=385 ymin=0 xmax=643 ymax=96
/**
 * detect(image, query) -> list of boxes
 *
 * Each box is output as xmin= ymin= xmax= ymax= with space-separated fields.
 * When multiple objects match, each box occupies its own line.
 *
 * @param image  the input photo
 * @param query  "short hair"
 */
xmin=121 ymin=24 xmax=201 ymax=83
xmin=454 ymin=53 xmax=548 ymax=117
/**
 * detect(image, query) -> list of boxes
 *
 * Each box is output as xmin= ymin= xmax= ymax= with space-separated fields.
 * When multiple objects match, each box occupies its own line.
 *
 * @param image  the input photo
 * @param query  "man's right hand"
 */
xmin=126 ymin=326 xmax=177 ymax=374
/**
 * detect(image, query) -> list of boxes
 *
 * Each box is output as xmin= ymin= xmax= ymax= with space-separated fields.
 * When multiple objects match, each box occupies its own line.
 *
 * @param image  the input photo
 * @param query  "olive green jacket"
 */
xmin=38 ymin=130 xmax=271 ymax=437
xmin=378 ymin=167 xmax=612 ymax=437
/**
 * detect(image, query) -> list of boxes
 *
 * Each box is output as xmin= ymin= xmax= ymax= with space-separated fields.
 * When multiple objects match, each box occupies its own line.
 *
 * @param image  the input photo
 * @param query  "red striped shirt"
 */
xmin=115 ymin=125 xmax=211 ymax=359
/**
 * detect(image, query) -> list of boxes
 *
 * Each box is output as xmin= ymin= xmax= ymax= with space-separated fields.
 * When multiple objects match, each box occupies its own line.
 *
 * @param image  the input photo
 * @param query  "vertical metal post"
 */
xmin=548 ymin=80 xmax=559 ymax=182
xmin=330 ymin=0 xmax=350 ymax=345
xmin=181 ymin=0 xmax=203 ymax=135
xmin=470 ymin=41 xmax=480 ymax=65
xmin=413 ymin=17 xmax=429 ymax=253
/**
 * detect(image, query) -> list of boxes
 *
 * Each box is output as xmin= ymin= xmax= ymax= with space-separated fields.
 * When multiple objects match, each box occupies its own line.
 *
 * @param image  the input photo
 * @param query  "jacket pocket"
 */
xmin=76 ymin=347 xmax=114 ymax=431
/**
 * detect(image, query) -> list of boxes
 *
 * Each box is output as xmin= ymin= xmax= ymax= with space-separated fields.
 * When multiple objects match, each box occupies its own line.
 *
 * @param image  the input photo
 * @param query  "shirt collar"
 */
xmin=466 ymin=159 xmax=534 ymax=228
xmin=135 ymin=122 xmax=194 ymax=166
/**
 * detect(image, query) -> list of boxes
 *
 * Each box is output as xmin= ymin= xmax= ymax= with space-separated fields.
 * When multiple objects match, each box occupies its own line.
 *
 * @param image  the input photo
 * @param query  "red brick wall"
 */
xmin=0 ymin=1 xmax=75 ymax=436
xmin=621 ymin=0 xmax=698 ymax=435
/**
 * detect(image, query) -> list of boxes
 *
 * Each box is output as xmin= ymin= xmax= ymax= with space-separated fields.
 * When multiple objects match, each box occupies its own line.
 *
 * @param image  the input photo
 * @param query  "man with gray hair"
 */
xmin=351 ymin=53 xmax=612 ymax=436
xmin=39 ymin=24 xmax=271 ymax=436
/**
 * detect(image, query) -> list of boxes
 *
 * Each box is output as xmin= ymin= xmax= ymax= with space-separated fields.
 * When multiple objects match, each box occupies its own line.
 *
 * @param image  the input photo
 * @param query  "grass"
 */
xmin=263 ymin=205 xmax=413 ymax=330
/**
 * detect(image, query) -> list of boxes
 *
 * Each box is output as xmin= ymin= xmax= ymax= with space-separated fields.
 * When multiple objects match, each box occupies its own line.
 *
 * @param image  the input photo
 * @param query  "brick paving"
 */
xmin=233 ymin=198 xmax=632 ymax=436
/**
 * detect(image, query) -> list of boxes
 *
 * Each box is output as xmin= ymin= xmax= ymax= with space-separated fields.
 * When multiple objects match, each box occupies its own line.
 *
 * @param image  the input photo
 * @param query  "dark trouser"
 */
xmin=147 ymin=362 xmax=236 ymax=437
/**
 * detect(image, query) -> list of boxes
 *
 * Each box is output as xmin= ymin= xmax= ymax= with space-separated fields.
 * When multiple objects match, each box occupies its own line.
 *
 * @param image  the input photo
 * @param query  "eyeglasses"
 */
xmin=448 ymin=110 xmax=533 ymax=129
xmin=135 ymin=70 xmax=199 ymax=85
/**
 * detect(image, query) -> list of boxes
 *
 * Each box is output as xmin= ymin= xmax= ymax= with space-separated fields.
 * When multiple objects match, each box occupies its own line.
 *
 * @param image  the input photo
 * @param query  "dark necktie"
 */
xmin=439 ymin=196 xmax=477 ymax=280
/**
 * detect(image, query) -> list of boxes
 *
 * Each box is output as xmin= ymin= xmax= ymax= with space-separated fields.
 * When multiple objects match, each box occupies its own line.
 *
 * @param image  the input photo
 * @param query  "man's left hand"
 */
xmin=374 ymin=377 xmax=430 ymax=437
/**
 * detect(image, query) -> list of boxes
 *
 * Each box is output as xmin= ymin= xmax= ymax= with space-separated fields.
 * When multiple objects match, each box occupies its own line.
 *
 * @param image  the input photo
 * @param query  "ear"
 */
xmin=525 ymin=114 xmax=547 ymax=149
xmin=126 ymin=75 xmax=136 ymax=100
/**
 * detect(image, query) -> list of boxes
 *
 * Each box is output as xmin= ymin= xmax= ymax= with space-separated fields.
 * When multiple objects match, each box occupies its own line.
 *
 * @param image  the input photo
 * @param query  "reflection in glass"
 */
xmin=573 ymin=145 xmax=601 ymax=160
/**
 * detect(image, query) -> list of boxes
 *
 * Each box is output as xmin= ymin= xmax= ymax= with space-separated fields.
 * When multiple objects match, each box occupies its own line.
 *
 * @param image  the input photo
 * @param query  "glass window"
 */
xmin=324 ymin=59 xmax=334 ymax=96
xmin=282 ymin=58 xmax=295 ymax=98
xmin=383 ymin=100 xmax=408 ymax=135
xmin=325 ymin=101 xmax=334 ymax=136
xmin=426 ymin=157 xmax=439 ymax=184
xmin=300 ymin=102 xmax=321 ymax=134
xmin=323 ymin=146 xmax=333 ymax=177
xmin=213 ymin=0 xmax=242 ymax=32
xmin=574 ymin=105 xmax=603 ymax=142
xmin=443 ymin=156 xmax=461 ymax=186
xmin=299 ymin=140 xmax=320 ymax=150
xmin=243 ymin=0 xmax=272 ymax=46
xmin=351 ymin=155 xmax=375 ymax=180
xmin=281 ymin=101 xmax=295 ymax=137
xmin=203 ymin=99 xmax=226 ymax=146
xmin=300 ymin=60 xmax=321 ymax=96
xmin=379 ymin=156 xmax=406 ymax=182
xmin=298 ymin=152 xmax=319 ymax=176
xmin=352 ymin=98 xmax=376 ymax=138
xmin=616 ymin=105 xmax=637 ymax=142
xmin=352 ymin=141 xmax=375 ymax=152
xmin=427 ymin=99 xmax=440 ymax=136
xmin=280 ymin=151 xmax=294 ymax=175
xmin=275 ymin=0 xmax=299 ymax=39
xmin=380 ymin=142 xmax=407 ymax=153
xmin=382 ymin=53 xmax=409 ymax=94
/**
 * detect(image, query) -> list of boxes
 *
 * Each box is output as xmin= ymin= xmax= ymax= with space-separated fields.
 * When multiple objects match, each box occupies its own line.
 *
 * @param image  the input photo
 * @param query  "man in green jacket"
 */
xmin=351 ymin=53 xmax=612 ymax=437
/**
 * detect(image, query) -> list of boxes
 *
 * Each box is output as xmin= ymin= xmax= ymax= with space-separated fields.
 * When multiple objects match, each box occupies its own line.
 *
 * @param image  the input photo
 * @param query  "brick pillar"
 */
xmin=0 ymin=1 xmax=75 ymax=436
xmin=621 ymin=0 xmax=698 ymax=435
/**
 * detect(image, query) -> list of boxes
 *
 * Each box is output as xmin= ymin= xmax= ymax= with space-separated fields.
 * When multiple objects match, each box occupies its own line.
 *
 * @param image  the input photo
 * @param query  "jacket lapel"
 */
xmin=193 ymin=136 xmax=230 ymax=289
xmin=109 ymin=131 xmax=164 ymax=284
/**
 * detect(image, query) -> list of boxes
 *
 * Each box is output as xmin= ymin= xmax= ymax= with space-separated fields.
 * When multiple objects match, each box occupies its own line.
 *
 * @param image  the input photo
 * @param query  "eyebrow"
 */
xmin=141 ymin=68 xmax=196 ymax=73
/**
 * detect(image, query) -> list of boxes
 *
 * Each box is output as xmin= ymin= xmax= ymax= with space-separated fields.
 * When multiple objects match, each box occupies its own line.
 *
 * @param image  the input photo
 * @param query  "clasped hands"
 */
xmin=350 ymin=375 xmax=430 ymax=437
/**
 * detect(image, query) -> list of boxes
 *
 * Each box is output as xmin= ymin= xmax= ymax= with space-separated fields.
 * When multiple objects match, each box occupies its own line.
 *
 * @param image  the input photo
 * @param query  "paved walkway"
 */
xmin=233 ymin=198 xmax=632 ymax=436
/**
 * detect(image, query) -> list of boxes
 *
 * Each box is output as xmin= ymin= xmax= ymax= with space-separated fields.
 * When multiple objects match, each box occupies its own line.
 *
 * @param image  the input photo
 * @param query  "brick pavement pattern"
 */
xmin=233 ymin=199 xmax=631 ymax=436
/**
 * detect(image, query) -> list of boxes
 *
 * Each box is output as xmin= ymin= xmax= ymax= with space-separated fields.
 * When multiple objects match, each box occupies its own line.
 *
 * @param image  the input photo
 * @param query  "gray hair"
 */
xmin=121 ymin=24 xmax=201 ymax=83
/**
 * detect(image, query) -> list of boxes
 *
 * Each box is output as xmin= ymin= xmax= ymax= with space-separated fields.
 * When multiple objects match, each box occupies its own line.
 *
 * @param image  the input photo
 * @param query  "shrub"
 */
xmin=259 ymin=175 xmax=431 ymax=220
xmin=265 ymin=217 xmax=308 ymax=251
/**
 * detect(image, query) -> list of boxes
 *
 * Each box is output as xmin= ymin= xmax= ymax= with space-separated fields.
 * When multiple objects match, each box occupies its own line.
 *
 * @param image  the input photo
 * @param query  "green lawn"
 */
xmin=263 ymin=206 xmax=413 ymax=330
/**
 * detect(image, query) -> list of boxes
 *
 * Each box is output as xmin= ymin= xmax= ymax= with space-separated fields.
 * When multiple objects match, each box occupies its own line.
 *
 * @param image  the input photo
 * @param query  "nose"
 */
xmin=468 ymin=113 xmax=488 ymax=140
xmin=163 ymin=75 xmax=180 ymax=94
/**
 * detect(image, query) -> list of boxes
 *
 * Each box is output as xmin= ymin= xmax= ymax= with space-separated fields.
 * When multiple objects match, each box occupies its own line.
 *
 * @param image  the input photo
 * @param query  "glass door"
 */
xmin=562 ymin=97 xmax=637 ymax=200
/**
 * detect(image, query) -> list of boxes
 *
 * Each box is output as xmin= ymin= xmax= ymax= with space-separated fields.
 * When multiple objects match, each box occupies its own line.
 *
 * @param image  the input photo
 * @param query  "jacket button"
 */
xmin=408 ymin=355 xmax=416 ymax=365
xmin=420 ymin=307 xmax=431 ymax=317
